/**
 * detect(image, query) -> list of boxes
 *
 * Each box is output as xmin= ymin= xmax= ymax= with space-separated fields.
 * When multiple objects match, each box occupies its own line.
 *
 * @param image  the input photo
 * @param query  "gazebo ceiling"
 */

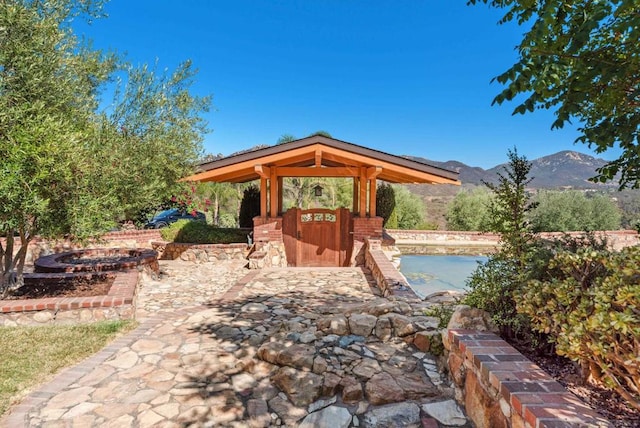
xmin=184 ymin=135 xmax=461 ymax=185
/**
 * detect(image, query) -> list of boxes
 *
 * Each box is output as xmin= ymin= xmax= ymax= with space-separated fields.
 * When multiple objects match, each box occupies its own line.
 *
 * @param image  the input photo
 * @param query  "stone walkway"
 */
xmin=2 ymin=260 xmax=470 ymax=428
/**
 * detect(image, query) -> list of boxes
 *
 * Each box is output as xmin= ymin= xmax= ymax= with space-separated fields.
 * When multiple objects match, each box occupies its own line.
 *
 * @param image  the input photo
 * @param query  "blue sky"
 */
xmin=75 ymin=0 xmax=621 ymax=169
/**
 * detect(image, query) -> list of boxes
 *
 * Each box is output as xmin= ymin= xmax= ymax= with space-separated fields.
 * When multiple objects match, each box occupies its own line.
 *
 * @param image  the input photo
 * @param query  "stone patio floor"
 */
xmin=1 ymin=260 xmax=469 ymax=428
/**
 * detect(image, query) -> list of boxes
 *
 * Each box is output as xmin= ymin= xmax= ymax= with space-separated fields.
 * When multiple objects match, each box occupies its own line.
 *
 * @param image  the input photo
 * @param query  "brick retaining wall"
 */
xmin=446 ymin=329 xmax=612 ymax=428
xmin=253 ymin=217 xmax=284 ymax=242
xmin=0 ymin=271 xmax=138 ymax=326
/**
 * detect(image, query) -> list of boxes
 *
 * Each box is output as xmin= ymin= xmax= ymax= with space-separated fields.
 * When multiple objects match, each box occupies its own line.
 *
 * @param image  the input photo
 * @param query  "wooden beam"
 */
xmin=367 ymin=166 xmax=382 ymax=179
xmin=271 ymin=151 xmax=316 ymax=167
xmin=369 ymin=177 xmax=377 ymax=217
xmin=183 ymin=145 xmax=321 ymax=182
xmin=276 ymin=166 xmax=360 ymax=177
xmin=359 ymin=167 xmax=367 ymax=217
xmin=269 ymin=166 xmax=278 ymax=218
xmin=318 ymin=145 xmax=461 ymax=184
xmin=315 ymin=149 xmax=322 ymax=167
xmin=260 ymin=176 xmax=267 ymax=218
xmin=254 ymin=164 xmax=270 ymax=178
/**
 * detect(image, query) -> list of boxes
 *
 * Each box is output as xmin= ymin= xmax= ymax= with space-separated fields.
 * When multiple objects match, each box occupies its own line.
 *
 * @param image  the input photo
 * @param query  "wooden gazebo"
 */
xmin=184 ymin=135 xmax=460 ymax=267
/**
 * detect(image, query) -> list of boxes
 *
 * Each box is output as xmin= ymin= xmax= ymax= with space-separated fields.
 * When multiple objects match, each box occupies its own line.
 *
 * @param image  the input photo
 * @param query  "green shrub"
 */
xmin=415 ymin=221 xmax=439 ymax=230
xmin=423 ymin=304 xmax=456 ymax=329
xmin=465 ymin=233 xmax=608 ymax=340
xmin=519 ymin=246 xmax=640 ymax=408
xmin=160 ymin=220 xmax=249 ymax=244
xmin=159 ymin=219 xmax=190 ymax=242
xmin=464 ymin=253 xmax=533 ymax=337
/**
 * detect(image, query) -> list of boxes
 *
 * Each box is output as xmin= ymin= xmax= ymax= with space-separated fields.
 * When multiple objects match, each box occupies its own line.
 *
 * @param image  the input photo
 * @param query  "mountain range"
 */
xmin=409 ymin=150 xmax=617 ymax=189
xmin=405 ymin=150 xmax=623 ymax=229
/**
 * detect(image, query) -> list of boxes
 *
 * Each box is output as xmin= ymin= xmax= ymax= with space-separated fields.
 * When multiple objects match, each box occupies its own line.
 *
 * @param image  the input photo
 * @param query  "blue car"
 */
xmin=144 ymin=208 xmax=206 ymax=229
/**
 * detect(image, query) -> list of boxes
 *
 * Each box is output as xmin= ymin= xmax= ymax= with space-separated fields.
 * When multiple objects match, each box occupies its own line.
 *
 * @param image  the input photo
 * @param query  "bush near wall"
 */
xmin=159 ymin=220 xmax=249 ymax=244
xmin=519 ymin=246 xmax=640 ymax=409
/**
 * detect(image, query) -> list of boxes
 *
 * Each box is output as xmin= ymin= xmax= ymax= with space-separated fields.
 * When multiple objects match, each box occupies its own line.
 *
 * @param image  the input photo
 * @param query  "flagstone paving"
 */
xmin=2 ymin=260 xmax=469 ymax=427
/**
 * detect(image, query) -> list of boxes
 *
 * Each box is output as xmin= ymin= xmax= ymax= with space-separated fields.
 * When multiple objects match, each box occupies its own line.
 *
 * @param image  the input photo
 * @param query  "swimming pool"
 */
xmin=398 ymin=254 xmax=487 ymax=298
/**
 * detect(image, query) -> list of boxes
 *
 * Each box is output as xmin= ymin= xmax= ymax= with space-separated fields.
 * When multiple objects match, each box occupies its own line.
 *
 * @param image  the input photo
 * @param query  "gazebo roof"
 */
xmin=184 ymin=135 xmax=460 ymax=185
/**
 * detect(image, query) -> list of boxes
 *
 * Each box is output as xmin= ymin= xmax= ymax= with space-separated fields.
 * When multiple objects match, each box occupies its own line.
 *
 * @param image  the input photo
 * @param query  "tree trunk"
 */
xmin=0 ymin=229 xmax=30 ymax=299
xmin=213 ymin=193 xmax=220 ymax=226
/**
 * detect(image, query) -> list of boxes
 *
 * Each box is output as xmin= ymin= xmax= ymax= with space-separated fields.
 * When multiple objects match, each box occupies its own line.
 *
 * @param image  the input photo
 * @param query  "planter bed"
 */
xmin=0 ymin=270 xmax=138 ymax=326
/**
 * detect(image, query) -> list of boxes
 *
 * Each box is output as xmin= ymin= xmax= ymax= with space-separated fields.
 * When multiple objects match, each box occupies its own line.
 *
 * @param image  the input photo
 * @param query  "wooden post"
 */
xmin=352 ymin=177 xmax=359 ymax=214
xmin=277 ymin=176 xmax=284 ymax=215
xmin=260 ymin=176 xmax=267 ymax=218
xmin=369 ymin=177 xmax=377 ymax=217
xmin=359 ymin=167 xmax=367 ymax=217
xmin=270 ymin=167 xmax=278 ymax=218
xmin=366 ymin=166 xmax=382 ymax=218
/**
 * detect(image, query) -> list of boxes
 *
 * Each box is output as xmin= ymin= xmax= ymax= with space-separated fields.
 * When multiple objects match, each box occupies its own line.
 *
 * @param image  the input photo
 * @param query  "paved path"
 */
xmin=2 ymin=261 xmax=467 ymax=428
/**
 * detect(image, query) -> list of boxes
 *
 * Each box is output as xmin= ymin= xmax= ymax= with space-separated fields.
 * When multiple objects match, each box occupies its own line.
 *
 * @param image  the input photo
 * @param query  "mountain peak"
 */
xmin=408 ymin=150 xmax=615 ymax=189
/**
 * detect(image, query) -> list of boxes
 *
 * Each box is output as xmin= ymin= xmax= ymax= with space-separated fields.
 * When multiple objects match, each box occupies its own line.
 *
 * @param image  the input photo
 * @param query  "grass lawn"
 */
xmin=0 ymin=320 xmax=136 ymax=416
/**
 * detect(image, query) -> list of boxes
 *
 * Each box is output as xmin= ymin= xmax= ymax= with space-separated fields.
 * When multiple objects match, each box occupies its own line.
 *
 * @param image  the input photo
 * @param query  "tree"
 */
xmin=465 ymin=148 xmax=538 ymax=337
xmin=529 ymin=190 xmax=621 ymax=232
xmin=0 ymin=0 xmax=114 ymax=295
xmin=470 ymin=0 xmax=640 ymax=188
xmin=238 ymin=185 xmax=260 ymax=228
xmin=376 ymin=183 xmax=397 ymax=228
xmin=0 ymin=0 xmax=209 ymax=296
xmin=98 ymin=60 xmax=210 ymax=222
xmin=276 ymin=134 xmax=296 ymax=145
xmin=310 ymin=130 xmax=332 ymax=138
xmin=615 ymin=190 xmax=640 ymax=230
xmin=394 ymin=185 xmax=426 ymax=229
xmin=446 ymin=187 xmax=494 ymax=231
xmin=276 ymin=132 xmax=335 ymax=210
xmin=197 ymin=182 xmax=236 ymax=226
xmin=484 ymin=148 xmax=537 ymax=264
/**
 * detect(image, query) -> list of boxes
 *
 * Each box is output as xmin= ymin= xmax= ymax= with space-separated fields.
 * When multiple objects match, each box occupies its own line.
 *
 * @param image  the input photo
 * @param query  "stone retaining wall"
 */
xmin=397 ymin=244 xmax=497 ymax=256
xmin=248 ymin=241 xmax=287 ymax=269
xmin=155 ymin=242 xmax=250 ymax=262
xmin=446 ymin=329 xmax=612 ymax=428
xmin=387 ymin=230 xmax=500 ymax=247
xmin=387 ymin=229 xmax=640 ymax=251
xmin=0 ymin=271 xmax=138 ymax=326
xmin=363 ymin=239 xmax=420 ymax=300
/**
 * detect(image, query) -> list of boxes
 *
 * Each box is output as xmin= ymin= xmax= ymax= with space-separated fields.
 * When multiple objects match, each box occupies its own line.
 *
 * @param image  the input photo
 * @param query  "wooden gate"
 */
xmin=282 ymin=208 xmax=352 ymax=267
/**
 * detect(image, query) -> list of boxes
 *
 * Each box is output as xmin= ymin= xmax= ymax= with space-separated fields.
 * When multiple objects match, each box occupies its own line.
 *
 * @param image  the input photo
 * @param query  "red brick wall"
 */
xmin=446 ymin=330 xmax=612 ymax=427
xmin=252 ymin=217 xmax=283 ymax=242
xmin=352 ymin=216 xmax=383 ymax=242
xmin=101 ymin=229 xmax=162 ymax=245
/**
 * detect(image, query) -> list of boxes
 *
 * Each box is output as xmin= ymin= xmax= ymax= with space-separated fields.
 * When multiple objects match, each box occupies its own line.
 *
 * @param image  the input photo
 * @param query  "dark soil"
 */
xmin=509 ymin=340 xmax=640 ymax=428
xmin=6 ymin=276 xmax=114 ymax=300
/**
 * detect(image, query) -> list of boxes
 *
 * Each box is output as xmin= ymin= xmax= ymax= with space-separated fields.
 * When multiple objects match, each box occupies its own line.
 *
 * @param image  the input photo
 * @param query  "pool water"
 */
xmin=399 ymin=255 xmax=488 ymax=298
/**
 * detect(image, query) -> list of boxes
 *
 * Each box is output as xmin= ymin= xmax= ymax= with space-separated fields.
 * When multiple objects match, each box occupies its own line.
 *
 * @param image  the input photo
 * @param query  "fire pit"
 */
xmin=34 ymin=248 xmax=159 ymax=274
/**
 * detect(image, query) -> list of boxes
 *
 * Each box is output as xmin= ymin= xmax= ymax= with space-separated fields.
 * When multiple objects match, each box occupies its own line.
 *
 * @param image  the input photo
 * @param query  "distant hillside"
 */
xmin=409 ymin=150 xmax=616 ymax=189
xmin=405 ymin=150 xmax=619 ymax=229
